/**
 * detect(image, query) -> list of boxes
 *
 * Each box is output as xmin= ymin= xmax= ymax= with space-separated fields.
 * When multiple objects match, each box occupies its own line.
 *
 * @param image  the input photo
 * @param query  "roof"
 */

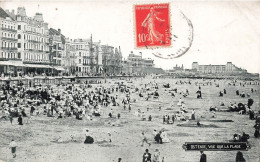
xmin=0 ymin=7 xmax=13 ymax=20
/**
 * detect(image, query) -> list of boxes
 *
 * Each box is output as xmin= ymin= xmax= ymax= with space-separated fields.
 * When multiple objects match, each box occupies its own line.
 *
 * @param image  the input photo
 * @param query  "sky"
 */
xmin=0 ymin=0 xmax=259 ymax=73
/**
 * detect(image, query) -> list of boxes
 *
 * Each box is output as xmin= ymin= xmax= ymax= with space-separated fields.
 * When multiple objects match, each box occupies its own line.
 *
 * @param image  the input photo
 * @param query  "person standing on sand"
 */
xmin=141 ymin=132 xmax=151 ymax=147
xmin=9 ymin=139 xmax=17 ymax=158
xmin=191 ymin=109 xmax=195 ymax=120
xmin=153 ymin=149 xmax=164 ymax=162
xmin=143 ymin=149 xmax=152 ymax=162
xmin=9 ymin=114 xmax=13 ymax=125
xmin=235 ymin=151 xmax=246 ymax=162
xmin=200 ymin=151 xmax=206 ymax=162
xmin=18 ymin=115 xmax=23 ymax=125
xmin=128 ymin=104 xmax=131 ymax=112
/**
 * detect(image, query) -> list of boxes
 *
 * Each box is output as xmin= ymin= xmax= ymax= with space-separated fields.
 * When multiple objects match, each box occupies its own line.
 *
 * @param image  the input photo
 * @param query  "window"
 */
xmin=18 ymin=25 xmax=21 ymax=30
xmin=79 ymin=52 xmax=81 ymax=57
xmin=18 ymin=34 xmax=21 ymax=39
xmin=79 ymin=59 xmax=81 ymax=64
xmin=18 ymin=52 xmax=21 ymax=59
xmin=18 ymin=43 xmax=21 ymax=48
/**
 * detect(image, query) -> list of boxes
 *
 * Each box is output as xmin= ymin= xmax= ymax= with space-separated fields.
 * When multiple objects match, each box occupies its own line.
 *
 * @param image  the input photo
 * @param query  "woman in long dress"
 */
xmin=177 ymin=98 xmax=182 ymax=107
xmin=161 ymin=130 xmax=170 ymax=143
xmin=142 ymin=7 xmax=165 ymax=44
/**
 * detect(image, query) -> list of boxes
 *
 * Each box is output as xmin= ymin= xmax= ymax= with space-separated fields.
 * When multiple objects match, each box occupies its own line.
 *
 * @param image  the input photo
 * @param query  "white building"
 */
xmin=0 ymin=7 xmax=21 ymax=75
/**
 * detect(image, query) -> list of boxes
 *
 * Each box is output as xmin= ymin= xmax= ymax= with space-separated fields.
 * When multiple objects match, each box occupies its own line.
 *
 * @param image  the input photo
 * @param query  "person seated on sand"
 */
xmin=154 ymin=131 xmax=163 ymax=144
xmin=191 ymin=109 xmax=196 ymax=120
xmin=153 ymin=130 xmax=157 ymax=138
xmin=57 ymin=112 xmax=63 ymax=119
xmin=197 ymin=121 xmax=201 ymax=127
xmin=219 ymin=91 xmax=223 ymax=97
xmin=176 ymin=112 xmax=182 ymax=121
xmin=141 ymin=112 xmax=146 ymax=121
xmin=84 ymin=129 xmax=94 ymax=144
xmin=254 ymin=123 xmax=260 ymax=138
xmin=180 ymin=104 xmax=188 ymax=113
xmin=153 ymin=149 xmax=163 ymax=162
xmin=21 ymin=108 xmax=27 ymax=117
xmin=163 ymin=115 xmax=166 ymax=124
xmin=93 ymin=109 xmax=101 ymax=116
xmin=57 ymin=136 xmax=63 ymax=143
xmin=177 ymin=98 xmax=182 ymax=107
xmin=240 ymin=132 xmax=249 ymax=142
xmin=109 ymin=109 xmax=114 ymax=118
xmin=70 ymin=134 xmax=77 ymax=142
xmin=171 ymin=114 xmax=175 ymax=124
xmin=148 ymin=115 xmax=152 ymax=121
xmin=75 ymin=111 xmax=83 ymax=120
xmin=233 ymin=134 xmax=241 ymax=142
xmin=249 ymin=108 xmax=255 ymax=120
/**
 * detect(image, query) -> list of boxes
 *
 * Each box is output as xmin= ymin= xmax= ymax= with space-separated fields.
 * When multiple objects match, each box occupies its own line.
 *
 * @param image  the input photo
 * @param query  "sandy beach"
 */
xmin=0 ymin=77 xmax=259 ymax=162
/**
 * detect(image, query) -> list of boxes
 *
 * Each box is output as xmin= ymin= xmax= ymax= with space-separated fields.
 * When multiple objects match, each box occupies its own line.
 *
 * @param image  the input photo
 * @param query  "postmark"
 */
xmin=134 ymin=3 xmax=171 ymax=48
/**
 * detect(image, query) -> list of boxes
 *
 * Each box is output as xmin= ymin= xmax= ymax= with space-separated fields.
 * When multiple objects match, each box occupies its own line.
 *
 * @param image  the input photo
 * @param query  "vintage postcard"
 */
xmin=0 ymin=0 xmax=259 ymax=162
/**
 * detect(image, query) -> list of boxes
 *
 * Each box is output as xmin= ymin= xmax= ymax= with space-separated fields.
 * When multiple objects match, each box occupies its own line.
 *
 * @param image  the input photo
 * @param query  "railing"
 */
xmin=0 ymin=58 xmax=22 ymax=61
xmin=1 ymin=37 xmax=18 ymax=41
xmin=1 ymin=47 xmax=18 ymax=50
xmin=1 ymin=27 xmax=17 ymax=32
xmin=23 ymin=61 xmax=50 ymax=65
xmin=28 ymin=40 xmax=41 ymax=43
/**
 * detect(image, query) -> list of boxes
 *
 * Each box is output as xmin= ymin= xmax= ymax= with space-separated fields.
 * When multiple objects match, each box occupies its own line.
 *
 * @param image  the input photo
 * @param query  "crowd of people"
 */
xmin=0 ymin=76 xmax=259 ymax=161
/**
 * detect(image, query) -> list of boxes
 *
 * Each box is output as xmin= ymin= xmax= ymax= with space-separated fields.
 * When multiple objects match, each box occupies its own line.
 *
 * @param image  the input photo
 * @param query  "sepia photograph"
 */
xmin=0 ymin=0 xmax=259 ymax=161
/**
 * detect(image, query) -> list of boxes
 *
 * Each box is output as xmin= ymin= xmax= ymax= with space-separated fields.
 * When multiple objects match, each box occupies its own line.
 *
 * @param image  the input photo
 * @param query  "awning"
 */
xmin=0 ymin=61 xmax=24 ymax=67
xmin=24 ymin=64 xmax=52 ymax=68
xmin=54 ymin=66 xmax=65 ymax=71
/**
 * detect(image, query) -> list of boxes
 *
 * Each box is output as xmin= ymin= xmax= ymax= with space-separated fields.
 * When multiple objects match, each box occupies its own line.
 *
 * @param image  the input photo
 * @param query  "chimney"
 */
xmin=58 ymin=29 xmax=61 ymax=35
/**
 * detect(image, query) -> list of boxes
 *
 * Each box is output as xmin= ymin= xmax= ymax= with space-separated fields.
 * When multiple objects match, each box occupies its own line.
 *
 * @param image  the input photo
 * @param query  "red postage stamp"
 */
xmin=134 ymin=3 xmax=171 ymax=48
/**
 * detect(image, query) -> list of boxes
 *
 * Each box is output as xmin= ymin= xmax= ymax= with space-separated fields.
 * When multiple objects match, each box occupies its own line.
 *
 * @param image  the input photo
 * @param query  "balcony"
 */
xmin=0 ymin=58 xmax=22 ymax=61
xmin=28 ymin=40 xmax=40 ymax=43
xmin=1 ymin=37 xmax=18 ymax=41
xmin=1 ymin=27 xmax=17 ymax=32
xmin=1 ymin=47 xmax=18 ymax=51
xmin=23 ymin=60 xmax=51 ymax=65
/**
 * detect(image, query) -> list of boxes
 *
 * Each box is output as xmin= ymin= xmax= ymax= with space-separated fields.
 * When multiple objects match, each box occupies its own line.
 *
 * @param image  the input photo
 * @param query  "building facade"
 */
xmin=16 ymin=7 xmax=50 ymax=74
xmin=101 ymin=45 xmax=122 ymax=75
xmin=192 ymin=62 xmax=247 ymax=74
xmin=1 ymin=6 xmax=123 ymax=76
xmin=122 ymin=51 xmax=163 ymax=74
xmin=0 ymin=7 xmax=21 ymax=75
xmin=49 ymin=28 xmax=67 ymax=73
